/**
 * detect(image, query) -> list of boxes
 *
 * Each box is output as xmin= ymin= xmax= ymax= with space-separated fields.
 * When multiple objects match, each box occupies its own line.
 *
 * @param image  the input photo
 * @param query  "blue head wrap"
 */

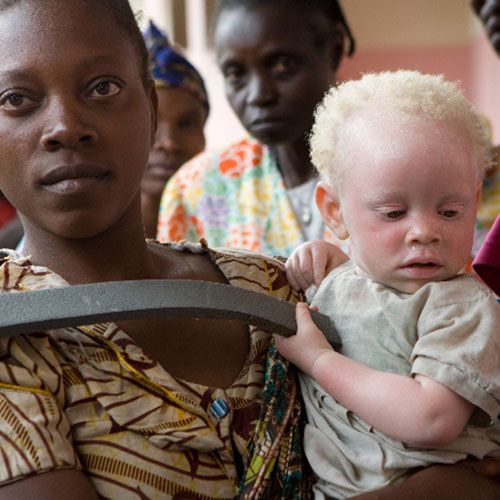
xmin=143 ymin=20 xmax=209 ymax=116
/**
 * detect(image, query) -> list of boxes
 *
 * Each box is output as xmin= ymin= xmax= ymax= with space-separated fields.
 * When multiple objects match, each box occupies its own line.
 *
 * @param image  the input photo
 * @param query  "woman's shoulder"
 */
xmin=151 ymin=240 xmax=298 ymax=301
xmin=0 ymin=249 xmax=68 ymax=292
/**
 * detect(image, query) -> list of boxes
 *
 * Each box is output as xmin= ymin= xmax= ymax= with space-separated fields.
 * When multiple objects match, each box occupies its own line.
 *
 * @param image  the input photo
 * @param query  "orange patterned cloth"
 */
xmin=0 ymin=242 xmax=309 ymax=499
xmin=157 ymin=137 xmax=341 ymax=257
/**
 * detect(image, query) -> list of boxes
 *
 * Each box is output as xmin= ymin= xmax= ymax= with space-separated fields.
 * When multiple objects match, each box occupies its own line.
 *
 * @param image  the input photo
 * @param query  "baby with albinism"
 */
xmin=275 ymin=70 xmax=500 ymax=499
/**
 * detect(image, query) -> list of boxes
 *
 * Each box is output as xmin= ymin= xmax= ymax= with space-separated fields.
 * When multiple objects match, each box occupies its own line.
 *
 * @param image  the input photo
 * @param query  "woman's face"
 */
xmin=143 ymin=87 xmax=206 ymax=198
xmin=0 ymin=0 xmax=157 ymax=239
xmin=215 ymin=3 xmax=341 ymax=146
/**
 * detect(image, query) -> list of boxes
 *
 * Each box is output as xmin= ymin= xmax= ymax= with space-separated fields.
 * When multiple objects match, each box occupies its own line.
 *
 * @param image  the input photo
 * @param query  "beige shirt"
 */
xmin=302 ymin=262 xmax=500 ymax=499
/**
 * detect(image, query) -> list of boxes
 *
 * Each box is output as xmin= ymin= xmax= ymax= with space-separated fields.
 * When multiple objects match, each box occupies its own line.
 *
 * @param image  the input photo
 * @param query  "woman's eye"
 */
xmin=178 ymin=118 xmax=195 ymax=129
xmin=273 ymin=56 xmax=294 ymax=75
xmin=0 ymin=92 xmax=34 ymax=110
xmin=223 ymin=67 xmax=243 ymax=86
xmin=90 ymin=80 xmax=122 ymax=98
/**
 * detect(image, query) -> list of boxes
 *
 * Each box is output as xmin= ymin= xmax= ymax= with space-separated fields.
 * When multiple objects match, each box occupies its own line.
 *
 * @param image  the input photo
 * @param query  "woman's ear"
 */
xmin=328 ymin=31 xmax=345 ymax=75
xmin=316 ymin=181 xmax=349 ymax=240
xmin=147 ymin=80 xmax=159 ymax=145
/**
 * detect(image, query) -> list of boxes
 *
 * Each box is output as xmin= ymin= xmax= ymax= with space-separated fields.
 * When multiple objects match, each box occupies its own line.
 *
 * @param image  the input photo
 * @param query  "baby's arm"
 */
xmin=275 ymin=303 xmax=474 ymax=447
xmin=285 ymin=240 xmax=349 ymax=292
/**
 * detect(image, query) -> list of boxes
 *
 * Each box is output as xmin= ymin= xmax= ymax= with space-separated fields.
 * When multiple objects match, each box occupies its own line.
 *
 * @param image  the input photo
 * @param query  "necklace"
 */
xmin=269 ymin=147 xmax=318 ymax=226
xmin=288 ymin=177 xmax=318 ymax=226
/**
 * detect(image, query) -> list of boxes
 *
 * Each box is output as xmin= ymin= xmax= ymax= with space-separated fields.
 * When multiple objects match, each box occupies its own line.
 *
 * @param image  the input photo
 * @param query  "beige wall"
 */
xmin=342 ymin=0 xmax=478 ymax=48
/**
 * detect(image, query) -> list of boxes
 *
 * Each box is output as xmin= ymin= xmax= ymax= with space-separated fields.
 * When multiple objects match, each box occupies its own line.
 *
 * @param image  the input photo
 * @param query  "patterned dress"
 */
xmin=156 ymin=137 xmax=341 ymax=257
xmin=0 ymin=242 xmax=311 ymax=499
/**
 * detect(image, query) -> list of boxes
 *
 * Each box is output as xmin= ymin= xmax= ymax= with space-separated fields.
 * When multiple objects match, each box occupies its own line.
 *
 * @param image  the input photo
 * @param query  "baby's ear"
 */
xmin=315 ymin=181 xmax=348 ymax=240
xmin=475 ymin=178 xmax=483 ymax=210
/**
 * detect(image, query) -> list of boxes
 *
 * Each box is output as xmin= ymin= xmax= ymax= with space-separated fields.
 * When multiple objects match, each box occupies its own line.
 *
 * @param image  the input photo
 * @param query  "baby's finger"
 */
xmin=295 ymin=301 xmax=316 ymax=328
xmin=291 ymin=251 xmax=314 ymax=291
xmin=286 ymin=249 xmax=311 ymax=290
xmin=311 ymin=247 xmax=328 ymax=287
xmin=285 ymin=270 xmax=300 ymax=291
xmin=285 ymin=255 xmax=302 ymax=290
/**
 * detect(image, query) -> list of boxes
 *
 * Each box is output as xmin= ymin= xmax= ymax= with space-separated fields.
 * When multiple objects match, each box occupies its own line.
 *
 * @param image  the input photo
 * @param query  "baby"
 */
xmin=275 ymin=70 xmax=500 ymax=499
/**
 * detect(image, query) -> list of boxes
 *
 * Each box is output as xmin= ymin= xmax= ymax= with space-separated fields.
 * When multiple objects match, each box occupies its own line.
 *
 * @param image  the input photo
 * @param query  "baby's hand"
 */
xmin=274 ymin=302 xmax=334 ymax=375
xmin=285 ymin=240 xmax=348 ymax=292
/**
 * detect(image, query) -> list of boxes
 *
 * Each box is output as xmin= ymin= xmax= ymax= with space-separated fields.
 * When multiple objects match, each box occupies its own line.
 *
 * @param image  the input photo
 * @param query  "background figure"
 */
xmin=468 ymin=0 xmax=500 ymax=261
xmin=0 ymin=192 xmax=22 ymax=249
xmin=474 ymin=214 xmax=500 ymax=294
xmin=472 ymin=0 xmax=500 ymax=53
xmin=0 ymin=191 xmax=16 ymax=229
xmin=157 ymin=0 xmax=355 ymax=256
xmin=142 ymin=21 xmax=208 ymax=239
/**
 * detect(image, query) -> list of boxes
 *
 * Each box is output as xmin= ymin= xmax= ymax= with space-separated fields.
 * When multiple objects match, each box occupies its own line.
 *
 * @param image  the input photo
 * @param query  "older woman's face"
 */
xmin=0 ymin=0 xmax=156 ymax=239
xmin=215 ymin=2 xmax=341 ymax=146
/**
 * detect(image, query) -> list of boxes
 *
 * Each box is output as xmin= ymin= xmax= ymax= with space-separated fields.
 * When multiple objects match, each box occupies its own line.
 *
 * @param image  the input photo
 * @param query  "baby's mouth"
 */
xmin=406 ymin=262 xmax=437 ymax=267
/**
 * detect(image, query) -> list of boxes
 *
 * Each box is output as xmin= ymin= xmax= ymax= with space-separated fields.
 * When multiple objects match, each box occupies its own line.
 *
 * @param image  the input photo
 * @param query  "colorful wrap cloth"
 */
xmin=143 ymin=20 xmax=209 ymax=115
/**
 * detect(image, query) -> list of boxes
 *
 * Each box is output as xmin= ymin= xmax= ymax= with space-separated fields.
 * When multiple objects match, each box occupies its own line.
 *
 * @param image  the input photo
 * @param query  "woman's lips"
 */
xmin=146 ymin=163 xmax=178 ymax=180
xmin=40 ymin=164 xmax=108 ymax=194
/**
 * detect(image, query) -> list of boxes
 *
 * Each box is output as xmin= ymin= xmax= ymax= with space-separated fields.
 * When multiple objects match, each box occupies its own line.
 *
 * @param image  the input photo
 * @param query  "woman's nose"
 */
xmin=246 ymin=73 xmax=277 ymax=106
xmin=153 ymin=125 xmax=180 ymax=153
xmin=40 ymin=98 xmax=98 ymax=151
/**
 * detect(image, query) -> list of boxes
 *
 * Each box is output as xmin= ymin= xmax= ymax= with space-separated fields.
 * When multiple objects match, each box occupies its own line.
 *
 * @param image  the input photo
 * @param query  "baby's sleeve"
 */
xmin=0 ymin=333 xmax=79 ymax=485
xmin=411 ymin=280 xmax=500 ymax=422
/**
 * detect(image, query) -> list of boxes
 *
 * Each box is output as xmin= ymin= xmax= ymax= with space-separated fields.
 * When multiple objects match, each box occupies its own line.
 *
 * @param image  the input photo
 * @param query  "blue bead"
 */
xmin=210 ymin=398 xmax=229 ymax=419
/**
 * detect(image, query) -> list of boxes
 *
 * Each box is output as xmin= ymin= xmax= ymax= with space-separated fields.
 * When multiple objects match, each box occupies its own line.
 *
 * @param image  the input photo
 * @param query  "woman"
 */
xmin=0 ymin=1 xmax=305 ymax=497
xmin=157 ymin=0 xmax=355 ymax=256
xmin=0 ymin=0 xmax=498 ymax=498
xmin=141 ymin=21 xmax=208 ymax=239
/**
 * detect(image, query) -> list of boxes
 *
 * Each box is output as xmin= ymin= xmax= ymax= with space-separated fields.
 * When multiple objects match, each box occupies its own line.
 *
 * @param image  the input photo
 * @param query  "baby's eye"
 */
xmin=384 ymin=210 xmax=405 ymax=219
xmin=89 ymin=80 xmax=122 ymax=98
xmin=440 ymin=209 xmax=459 ymax=218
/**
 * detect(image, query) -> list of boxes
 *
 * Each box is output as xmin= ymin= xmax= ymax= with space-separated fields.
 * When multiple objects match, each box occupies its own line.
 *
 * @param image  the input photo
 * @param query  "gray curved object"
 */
xmin=0 ymin=279 xmax=341 ymax=348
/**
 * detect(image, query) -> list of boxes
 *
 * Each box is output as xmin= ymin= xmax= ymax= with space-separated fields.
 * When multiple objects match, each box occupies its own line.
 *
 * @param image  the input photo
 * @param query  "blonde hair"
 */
xmin=310 ymin=70 xmax=492 ymax=188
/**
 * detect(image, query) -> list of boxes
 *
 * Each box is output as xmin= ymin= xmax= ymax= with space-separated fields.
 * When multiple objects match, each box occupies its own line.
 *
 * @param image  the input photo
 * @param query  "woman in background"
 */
xmin=157 ymin=0 xmax=355 ymax=256
xmin=141 ymin=21 xmax=208 ymax=238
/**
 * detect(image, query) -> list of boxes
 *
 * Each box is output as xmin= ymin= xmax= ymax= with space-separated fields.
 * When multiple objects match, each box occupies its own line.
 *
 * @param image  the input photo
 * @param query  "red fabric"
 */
xmin=0 ymin=199 xmax=16 ymax=229
xmin=473 ymin=215 xmax=500 ymax=296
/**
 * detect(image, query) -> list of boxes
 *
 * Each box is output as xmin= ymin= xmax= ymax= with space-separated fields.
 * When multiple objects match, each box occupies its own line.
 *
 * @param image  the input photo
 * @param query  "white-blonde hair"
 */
xmin=310 ymin=70 xmax=492 ymax=188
